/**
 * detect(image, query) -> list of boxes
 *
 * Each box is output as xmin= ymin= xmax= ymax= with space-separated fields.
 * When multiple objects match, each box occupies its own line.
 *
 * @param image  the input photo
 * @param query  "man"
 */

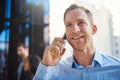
xmin=17 ymin=43 xmax=29 ymax=80
xmin=23 ymin=54 xmax=41 ymax=80
xmin=34 ymin=4 xmax=120 ymax=80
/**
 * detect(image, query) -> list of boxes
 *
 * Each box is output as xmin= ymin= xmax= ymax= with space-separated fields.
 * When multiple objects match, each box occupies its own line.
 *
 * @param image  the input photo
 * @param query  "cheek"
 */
xmin=66 ymin=29 xmax=72 ymax=36
xmin=66 ymin=32 xmax=70 ymax=40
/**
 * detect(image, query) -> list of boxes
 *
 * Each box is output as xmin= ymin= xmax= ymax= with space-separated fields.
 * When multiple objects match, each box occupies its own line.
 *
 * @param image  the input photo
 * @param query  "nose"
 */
xmin=74 ymin=25 xmax=80 ymax=32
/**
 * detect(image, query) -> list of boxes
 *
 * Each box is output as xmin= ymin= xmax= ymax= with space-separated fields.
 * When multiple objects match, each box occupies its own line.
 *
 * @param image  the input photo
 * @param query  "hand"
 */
xmin=41 ymin=37 xmax=66 ymax=66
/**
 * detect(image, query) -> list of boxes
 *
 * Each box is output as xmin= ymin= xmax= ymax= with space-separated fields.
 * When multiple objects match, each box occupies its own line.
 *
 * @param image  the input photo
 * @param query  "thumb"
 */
xmin=60 ymin=48 xmax=66 ymax=56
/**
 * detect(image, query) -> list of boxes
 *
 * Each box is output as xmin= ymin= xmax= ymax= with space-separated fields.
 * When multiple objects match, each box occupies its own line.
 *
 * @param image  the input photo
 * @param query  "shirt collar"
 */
xmin=72 ymin=50 xmax=103 ymax=69
xmin=93 ymin=50 xmax=103 ymax=67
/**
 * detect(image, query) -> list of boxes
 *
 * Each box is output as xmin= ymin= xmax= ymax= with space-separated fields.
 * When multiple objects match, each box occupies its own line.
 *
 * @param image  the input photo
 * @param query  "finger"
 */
xmin=52 ymin=42 xmax=63 ymax=51
xmin=52 ymin=38 xmax=65 ymax=52
xmin=52 ymin=37 xmax=64 ymax=45
xmin=60 ymin=48 xmax=66 ymax=56
xmin=48 ymin=46 xmax=60 ymax=58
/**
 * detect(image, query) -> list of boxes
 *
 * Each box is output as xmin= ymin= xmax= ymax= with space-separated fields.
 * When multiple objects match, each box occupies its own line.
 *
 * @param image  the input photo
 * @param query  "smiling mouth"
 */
xmin=72 ymin=35 xmax=84 ymax=40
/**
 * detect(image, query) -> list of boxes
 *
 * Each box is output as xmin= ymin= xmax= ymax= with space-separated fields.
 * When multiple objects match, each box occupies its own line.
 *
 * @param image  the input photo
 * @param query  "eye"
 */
xmin=78 ymin=21 xmax=86 ymax=26
xmin=65 ymin=23 xmax=73 ymax=27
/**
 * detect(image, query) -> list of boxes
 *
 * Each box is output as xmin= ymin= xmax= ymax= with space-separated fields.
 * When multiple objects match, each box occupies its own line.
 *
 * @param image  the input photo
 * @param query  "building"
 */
xmin=113 ymin=36 xmax=120 ymax=58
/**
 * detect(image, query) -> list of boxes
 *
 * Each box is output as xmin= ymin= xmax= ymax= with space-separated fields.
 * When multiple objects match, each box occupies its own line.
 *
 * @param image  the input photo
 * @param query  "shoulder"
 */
xmin=99 ymin=52 xmax=120 ymax=66
xmin=60 ymin=56 xmax=74 ymax=68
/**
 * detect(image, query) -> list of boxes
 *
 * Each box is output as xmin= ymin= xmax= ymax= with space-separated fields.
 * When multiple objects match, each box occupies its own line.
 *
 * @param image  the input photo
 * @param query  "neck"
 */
xmin=73 ymin=46 xmax=95 ymax=67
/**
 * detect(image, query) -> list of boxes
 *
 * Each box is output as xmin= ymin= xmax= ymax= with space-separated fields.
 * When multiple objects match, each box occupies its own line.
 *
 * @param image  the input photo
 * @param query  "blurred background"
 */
xmin=0 ymin=0 xmax=120 ymax=80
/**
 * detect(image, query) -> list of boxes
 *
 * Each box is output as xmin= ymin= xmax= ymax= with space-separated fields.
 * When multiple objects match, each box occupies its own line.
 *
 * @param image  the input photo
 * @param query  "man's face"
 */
xmin=64 ymin=8 xmax=96 ymax=51
xmin=17 ymin=46 xmax=26 ymax=58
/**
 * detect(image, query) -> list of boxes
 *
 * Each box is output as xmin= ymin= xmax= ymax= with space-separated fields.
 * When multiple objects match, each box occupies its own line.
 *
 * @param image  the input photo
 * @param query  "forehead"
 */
xmin=64 ymin=8 xmax=88 ymax=23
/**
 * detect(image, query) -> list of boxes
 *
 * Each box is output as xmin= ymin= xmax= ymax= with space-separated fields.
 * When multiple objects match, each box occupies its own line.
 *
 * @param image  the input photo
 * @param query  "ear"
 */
xmin=92 ymin=25 xmax=97 ymax=35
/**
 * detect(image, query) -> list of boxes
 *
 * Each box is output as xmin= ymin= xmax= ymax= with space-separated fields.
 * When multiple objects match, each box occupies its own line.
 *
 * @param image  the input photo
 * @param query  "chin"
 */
xmin=73 ymin=44 xmax=87 ymax=51
xmin=74 ymin=47 xmax=85 ymax=51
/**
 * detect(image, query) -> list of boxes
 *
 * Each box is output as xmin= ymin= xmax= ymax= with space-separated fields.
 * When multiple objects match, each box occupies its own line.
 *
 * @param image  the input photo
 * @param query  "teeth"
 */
xmin=74 ymin=37 xmax=80 ymax=39
xmin=72 ymin=36 xmax=84 ymax=39
xmin=72 ymin=37 xmax=80 ymax=39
